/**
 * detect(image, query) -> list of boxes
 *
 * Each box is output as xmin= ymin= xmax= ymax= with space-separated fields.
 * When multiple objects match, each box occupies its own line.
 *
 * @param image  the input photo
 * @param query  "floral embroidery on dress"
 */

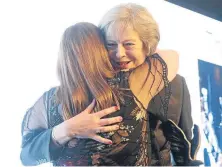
xmin=46 ymin=55 xmax=172 ymax=166
xmin=131 ymin=98 xmax=147 ymax=121
xmin=91 ymin=153 xmax=101 ymax=165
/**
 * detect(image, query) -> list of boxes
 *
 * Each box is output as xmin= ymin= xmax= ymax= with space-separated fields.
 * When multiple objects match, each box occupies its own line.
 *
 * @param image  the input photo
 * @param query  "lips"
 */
xmin=116 ymin=61 xmax=131 ymax=66
xmin=113 ymin=61 xmax=131 ymax=69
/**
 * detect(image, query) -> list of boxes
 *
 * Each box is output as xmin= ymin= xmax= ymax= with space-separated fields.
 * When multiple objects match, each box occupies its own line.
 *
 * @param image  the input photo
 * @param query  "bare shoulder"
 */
xmin=156 ymin=49 xmax=179 ymax=82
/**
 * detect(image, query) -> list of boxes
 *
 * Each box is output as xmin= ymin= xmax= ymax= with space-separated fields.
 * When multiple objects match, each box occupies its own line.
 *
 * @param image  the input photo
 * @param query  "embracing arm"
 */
xmin=20 ymin=90 xmax=63 ymax=166
xmin=20 ymin=89 xmax=122 ymax=166
xmin=156 ymin=49 xmax=179 ymax=82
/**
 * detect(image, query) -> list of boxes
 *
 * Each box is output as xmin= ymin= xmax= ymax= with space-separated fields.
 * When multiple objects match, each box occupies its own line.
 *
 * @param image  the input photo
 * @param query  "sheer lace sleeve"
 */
xmin=21 ymin=94 xmax=48 ymax=136
xmin=20 ymin=88 xmax=62 ymax=166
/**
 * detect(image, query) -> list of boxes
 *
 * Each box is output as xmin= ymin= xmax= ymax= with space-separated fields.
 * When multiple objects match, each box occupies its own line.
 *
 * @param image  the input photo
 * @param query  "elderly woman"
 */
xmin=20 ymin=3 xmax=202 ymax=166
xmin=96 ymin=3 xmax=201 ymax=166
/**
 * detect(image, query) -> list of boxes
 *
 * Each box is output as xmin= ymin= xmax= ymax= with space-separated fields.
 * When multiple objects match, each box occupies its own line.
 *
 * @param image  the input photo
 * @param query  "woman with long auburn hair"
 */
xmin=20 ymin=22 xmax=123 ymax=166
xmin=56 ymin=22 xmax=118 ymax=119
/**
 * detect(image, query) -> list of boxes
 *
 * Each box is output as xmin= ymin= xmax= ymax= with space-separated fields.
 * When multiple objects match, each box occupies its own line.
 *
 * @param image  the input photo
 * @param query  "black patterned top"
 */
xmin=21 ymin=54 xmax=172 ymax=166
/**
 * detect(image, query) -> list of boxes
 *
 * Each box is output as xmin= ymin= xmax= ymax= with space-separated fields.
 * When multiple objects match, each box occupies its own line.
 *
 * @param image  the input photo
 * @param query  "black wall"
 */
xmin=166 ymin=0 xmax=222 ymax=21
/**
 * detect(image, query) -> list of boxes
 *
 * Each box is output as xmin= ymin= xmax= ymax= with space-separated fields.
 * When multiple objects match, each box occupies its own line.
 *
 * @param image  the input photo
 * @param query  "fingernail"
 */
xmin=108 ymin=141 xmax=113 ymax=145
xmin=115 ymin=106 xmax=119 ymax=110
xmin=119 ymin=117 xmax=123 ymax=121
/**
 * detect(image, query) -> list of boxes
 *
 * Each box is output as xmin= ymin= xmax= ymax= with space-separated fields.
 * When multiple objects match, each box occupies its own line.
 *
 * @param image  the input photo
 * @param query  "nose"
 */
xmin=116 ymin=44 xmax=126 ymax=59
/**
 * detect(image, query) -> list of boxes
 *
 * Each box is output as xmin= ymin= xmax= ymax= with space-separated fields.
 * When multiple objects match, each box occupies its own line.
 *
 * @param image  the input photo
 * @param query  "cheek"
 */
xmin=137 ymin=49 xmax=146 ymax=61
xmin=125 ymin=50 xmax=146 ymax=61
xmin=125 ymin=50 xmax=136 ymax=60
xmin=139 ymin=55 xmax=147 ymax=64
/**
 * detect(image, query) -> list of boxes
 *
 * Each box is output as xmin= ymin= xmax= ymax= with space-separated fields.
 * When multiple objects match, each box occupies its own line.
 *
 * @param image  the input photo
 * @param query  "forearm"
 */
xmin=21 ymin=120 xmax=75 ymax=166
xmin=20 ymin=88 xmax=67 ymax=166
xmin=52 ymin=120 xmax=73 ymax=146
xmin=21 ymin=129 xmax=61 ymax=166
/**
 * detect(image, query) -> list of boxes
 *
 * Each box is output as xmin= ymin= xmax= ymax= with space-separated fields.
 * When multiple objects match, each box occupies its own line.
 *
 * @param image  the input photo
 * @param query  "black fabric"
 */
xmin=162 ymin=120 xmax=203 ymax=166
xmin=191 ymin=124 xmax=201 ymax=160
xmin=50 ymin=54 xmax=172 ymax=166
xmin=20 ymin=54 xmax=195 ymax=166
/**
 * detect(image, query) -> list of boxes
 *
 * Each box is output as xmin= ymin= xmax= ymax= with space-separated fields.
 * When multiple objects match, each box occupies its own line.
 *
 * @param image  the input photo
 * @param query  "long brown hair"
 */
xmin=56 ymin=22 xmax=117 ymax=120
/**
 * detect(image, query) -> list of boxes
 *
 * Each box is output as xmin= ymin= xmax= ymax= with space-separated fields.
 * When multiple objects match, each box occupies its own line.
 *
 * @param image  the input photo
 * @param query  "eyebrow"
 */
xmin=106 ymin=39 xmax=137 ymax=43
xmin=123 ymin=39 xmax=137 ymax=42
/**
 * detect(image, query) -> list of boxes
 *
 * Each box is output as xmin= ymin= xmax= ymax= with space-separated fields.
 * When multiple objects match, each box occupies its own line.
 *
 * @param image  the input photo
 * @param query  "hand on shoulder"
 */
xmin=155 ymin=49 xmax=179 ymax=82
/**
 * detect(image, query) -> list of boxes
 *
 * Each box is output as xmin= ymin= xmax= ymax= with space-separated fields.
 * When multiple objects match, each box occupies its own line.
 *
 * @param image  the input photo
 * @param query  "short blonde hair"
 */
xmin=99 ymin=3 xmax=160 ymax=56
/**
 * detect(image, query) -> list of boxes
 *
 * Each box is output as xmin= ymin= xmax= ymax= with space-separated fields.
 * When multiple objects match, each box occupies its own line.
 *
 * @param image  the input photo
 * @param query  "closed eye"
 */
xmin=107 ymin=43 xmax=117 ymax=47
xmin=106 ymin=43 xmax=117 ymax=50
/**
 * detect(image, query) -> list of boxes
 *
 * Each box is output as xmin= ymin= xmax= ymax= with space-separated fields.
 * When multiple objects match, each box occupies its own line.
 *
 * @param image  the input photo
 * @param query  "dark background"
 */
xmin=166 ymin=0 xmax=222 ymax=21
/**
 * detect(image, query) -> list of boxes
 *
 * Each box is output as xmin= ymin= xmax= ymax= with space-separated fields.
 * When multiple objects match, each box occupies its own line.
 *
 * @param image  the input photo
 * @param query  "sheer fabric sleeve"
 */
xmin=20 ymin=89 xmax=62 ymax=166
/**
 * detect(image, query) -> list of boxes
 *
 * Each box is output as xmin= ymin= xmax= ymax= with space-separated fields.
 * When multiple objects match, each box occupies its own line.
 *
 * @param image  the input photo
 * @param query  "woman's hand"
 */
xmin=53 ymin=100 xmax=122 ymax=145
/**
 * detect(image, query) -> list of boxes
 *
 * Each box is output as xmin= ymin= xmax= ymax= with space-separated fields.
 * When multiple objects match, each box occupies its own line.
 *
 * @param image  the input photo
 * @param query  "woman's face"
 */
xmin=105 ymin=26 xmax=146 ymax=71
